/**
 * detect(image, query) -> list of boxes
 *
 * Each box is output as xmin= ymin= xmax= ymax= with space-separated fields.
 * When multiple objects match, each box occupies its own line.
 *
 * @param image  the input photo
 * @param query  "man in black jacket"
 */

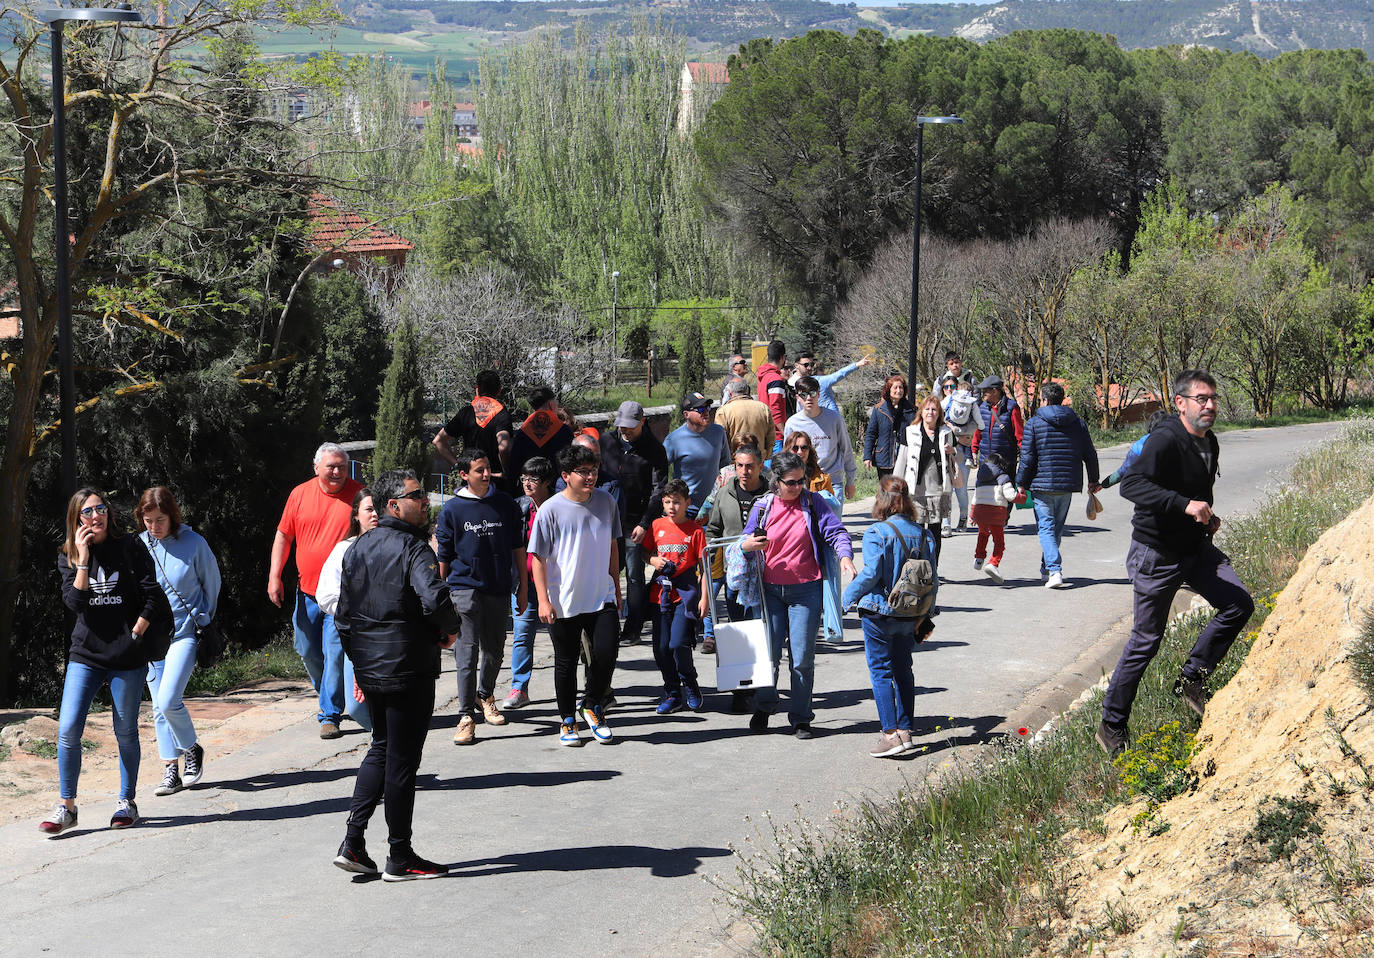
xmin=600 ymin=401 xmax=669 ymax=646
xmin=1097 ymin=371 xmax=1255 ymax=757
xmin=334 ymin=469 xmax=460 ymax=880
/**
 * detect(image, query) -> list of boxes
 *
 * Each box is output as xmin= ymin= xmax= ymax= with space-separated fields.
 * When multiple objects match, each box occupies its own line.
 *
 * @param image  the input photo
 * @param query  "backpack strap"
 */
xmin=881 ymin=519 xmax=911 ymax=579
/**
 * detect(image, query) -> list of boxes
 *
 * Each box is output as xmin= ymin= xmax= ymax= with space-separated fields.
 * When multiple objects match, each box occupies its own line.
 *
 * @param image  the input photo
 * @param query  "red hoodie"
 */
xmin=756 ymin=362 xmax=790 ymax=432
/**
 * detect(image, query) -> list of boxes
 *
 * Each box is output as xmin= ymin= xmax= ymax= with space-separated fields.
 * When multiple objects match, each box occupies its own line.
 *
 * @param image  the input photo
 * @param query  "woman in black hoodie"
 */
xmin=39 ymin=488 xmax=170 ymax=836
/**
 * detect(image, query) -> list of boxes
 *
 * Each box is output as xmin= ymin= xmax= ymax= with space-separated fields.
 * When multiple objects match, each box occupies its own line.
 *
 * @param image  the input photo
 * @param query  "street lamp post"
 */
xmin=610 ymin=270 xmax=620 ymax=386
xmin=40 ymin=4 xmax=144 ymax=496
xmin=908 ymin=115 xmax=963 ymax=392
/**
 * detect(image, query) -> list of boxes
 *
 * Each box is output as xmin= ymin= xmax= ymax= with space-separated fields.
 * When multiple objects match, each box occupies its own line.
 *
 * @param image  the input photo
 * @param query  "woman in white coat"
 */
xmin=892 ymin=394 xmax=958 ymax=565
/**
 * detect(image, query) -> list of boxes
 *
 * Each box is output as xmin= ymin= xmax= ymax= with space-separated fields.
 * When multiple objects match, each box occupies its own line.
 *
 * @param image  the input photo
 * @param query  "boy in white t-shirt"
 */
xmin=528 ymin=444 xmax=623 ymax=746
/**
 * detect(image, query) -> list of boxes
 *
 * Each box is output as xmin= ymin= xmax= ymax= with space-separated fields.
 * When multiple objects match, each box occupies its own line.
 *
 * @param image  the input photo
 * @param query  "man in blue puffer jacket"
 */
xmin=1016 ymin=382 xmax=1101 ymax=589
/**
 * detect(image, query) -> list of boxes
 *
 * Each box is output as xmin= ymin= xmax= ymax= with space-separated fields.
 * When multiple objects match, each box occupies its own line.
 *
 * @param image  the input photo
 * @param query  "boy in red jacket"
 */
xmin=646 ymin=480 xmax=710 ymax=714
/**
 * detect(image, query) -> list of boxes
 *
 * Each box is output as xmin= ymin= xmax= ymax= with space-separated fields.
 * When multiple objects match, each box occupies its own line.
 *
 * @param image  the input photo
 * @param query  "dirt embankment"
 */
xmin=1047 ymin=496 xmax=1374 ymax=956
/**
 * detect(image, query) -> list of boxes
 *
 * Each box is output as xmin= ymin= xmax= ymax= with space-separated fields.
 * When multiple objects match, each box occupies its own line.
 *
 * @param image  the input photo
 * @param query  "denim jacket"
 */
xmin=841 ymin=514 xmax=939 ymax=617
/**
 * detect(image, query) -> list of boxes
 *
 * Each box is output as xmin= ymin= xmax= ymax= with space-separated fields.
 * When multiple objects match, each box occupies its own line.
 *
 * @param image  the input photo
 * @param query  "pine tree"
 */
xmin=372 ymin=321 xmax=427 ymax=483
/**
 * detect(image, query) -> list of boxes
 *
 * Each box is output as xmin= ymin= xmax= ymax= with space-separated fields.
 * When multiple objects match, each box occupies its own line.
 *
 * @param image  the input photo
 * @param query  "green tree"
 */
xmin=372 ymin=321 xmax=427 ymax=482
xmin=678 ymin=311 xmax=707 ymax=395
xmin=314 ymin=271 xmax=387 ymax=441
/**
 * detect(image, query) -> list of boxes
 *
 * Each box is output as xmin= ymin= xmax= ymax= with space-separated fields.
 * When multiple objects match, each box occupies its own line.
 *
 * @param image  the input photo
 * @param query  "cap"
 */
xmin=681 ymin=391 xmax=710 ymax=411
xmin=613 ymin=400 xmax=645 ymax=427
xmin=977 ymin=375 xmax=1004 ymax=390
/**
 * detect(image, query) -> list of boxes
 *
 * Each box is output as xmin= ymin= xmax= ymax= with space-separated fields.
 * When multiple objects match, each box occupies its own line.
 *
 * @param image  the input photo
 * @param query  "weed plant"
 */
xmin=183 ymin=633 xmax=307 ymax=698
xmin=725 ymin=417 xmax=1374 ymax=957
xmin=1350 ymin=610 xmax=1374 ymax=708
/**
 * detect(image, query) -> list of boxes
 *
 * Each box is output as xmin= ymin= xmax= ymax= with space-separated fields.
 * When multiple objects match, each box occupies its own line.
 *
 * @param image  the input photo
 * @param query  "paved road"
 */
xmin=0 ymin=421 xmax=1345 ymax=958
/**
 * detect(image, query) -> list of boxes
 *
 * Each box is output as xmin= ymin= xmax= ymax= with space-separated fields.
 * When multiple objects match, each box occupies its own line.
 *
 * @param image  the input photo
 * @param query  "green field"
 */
xmin=254 ymin=25 xmax=490 ymax=80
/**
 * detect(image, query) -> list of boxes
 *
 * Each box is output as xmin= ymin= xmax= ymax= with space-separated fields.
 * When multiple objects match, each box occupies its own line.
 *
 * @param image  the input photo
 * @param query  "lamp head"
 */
xmin=42 ymin=5 xmax=144 ymax=23
xmin=916 ymin=115 xmax=964 ymax=126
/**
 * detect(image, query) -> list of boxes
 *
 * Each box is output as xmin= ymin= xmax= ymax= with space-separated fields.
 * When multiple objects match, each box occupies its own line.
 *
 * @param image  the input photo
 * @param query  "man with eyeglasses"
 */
xmin=784 ymin=376 xmax=858 ymax=502
xmin=333 ymin=468 xmax=460 ymax=881
xmin=268 ymin=442 xmax=363 ymax=740
xmin=789 ymin=352 xmax=874 ymax=413
xmin=721 ymin=354 xmax=751 ymax=406
xmin=600 ymin=400 xmax=669 ymax=646
xmin=664 ymin=391 xmax=730 ymax=519
xmin=1097 ymin=370 xmax=1255 ymax=758
xmin=529 ymin=444 xmax=624 ymax=745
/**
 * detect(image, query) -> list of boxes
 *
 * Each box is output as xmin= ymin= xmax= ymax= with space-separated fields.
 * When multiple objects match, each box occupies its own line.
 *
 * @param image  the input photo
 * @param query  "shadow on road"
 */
xmin=448 ymin=842 xmax=733 ymax=878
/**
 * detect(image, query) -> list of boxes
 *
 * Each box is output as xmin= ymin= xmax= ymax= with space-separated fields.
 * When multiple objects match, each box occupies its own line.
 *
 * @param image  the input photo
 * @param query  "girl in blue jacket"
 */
xmin=842 ymin=476 xmax=939 ymax=759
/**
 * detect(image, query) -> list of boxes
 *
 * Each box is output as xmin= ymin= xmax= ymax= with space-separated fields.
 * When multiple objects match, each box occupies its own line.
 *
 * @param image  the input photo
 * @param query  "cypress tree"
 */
xmin=372 ymin=321 xmax=428 ymax=483
xmin=678 ymin=309 xmax=707 ymax=395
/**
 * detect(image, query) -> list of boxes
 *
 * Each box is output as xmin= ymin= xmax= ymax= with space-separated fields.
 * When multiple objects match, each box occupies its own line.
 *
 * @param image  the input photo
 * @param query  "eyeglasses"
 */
xmin=570 ymin=467 xmax=599 ymax=479
xmin=393 ymin=489 xmax=428 ymax=502
xmin=778 ymin=477 xmax=806 ymax=488
xmin=520 ymin=475 xmax=541 ymax=484
xmin=796 ymin=391 xmax=819 ymax=401
xmin=79 ymin=504 xmax=109 ymax=517
xmin=1180 ymin=393 xmax=1218 ymax=406
xmin=790 ymin=444 xmax=810 ymax=452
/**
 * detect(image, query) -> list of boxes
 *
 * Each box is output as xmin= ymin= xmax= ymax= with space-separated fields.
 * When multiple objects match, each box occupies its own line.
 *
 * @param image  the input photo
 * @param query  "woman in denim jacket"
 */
xmin=740 ymin=452 xmax=854 ymax=739
xmin=842 ymin=476 xmax=939 ymax=759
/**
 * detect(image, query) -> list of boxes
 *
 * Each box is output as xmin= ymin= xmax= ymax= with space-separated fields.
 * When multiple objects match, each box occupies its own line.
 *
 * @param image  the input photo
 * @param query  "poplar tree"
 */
xmin=372 ymin=321 xmax=428 ymax=482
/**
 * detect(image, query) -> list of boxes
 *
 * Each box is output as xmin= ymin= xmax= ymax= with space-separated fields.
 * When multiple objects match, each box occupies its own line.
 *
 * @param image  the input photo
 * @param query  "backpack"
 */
xmin=946 ymin=392 xmax=976 ymax=433
xmin=881 ymin=520 xmax=936 ymax=617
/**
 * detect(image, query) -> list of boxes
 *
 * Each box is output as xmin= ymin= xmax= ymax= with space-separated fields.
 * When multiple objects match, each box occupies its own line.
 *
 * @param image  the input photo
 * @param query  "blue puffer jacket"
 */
xmin=863 ymin=399 xmax=914 ymax=470
xmin=1015 ymin=403 xmax=1100 ymax=492
xmin=978 ymin=397 xmax=1022 ymax=467
xmin=842 ymin=514 xmax=938 ymax=618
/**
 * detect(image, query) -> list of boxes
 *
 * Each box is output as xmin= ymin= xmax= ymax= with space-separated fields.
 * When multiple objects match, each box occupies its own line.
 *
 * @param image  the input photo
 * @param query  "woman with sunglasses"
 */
xmin=740 ymin=452 xmax=854 ymax=739
xmin=316 ymin=487 xmax=379 ymax=734
xmin=137 ymin=486 xmax=222 ymax=796
xmin=783 ymin=431 xmax=834 ymax=495
xmin=40 ymin=488 xmax=171 ymax=835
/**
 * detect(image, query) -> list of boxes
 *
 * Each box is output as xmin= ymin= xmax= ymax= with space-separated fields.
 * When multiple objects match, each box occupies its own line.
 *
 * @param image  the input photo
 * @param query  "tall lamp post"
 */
xmin=908 ymin=114 xmax=963 ymax=392
xmin=610 ymin=270 xmax=620 ymax=385
xmin=41 ymin=4 xmax=144 ymax=496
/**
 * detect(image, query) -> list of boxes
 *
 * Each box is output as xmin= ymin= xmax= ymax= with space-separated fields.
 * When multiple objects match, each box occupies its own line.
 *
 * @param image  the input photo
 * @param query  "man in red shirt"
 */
xmin=755 ymin=340 xmax=793 ymax=453
xmin=268 ymin=442 xmax=364 ymax=739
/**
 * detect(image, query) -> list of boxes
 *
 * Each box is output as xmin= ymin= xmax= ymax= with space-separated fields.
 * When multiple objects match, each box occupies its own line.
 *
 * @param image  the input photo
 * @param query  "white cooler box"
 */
xmin=713 ymin=619 xmax=774 ymax=692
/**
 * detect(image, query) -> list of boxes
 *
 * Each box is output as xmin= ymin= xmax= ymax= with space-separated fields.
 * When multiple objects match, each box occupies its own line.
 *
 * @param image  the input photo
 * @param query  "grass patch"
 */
xmin=1351 ymin=610 xmax=1374 ymax=708
xmin=1250 ymin=795 xmax=1323 ymax=861
xmin=724 ymin=416 xmax=1374 ymax=957
xmin=21 ymin=738 xmax=96 ymax=759
xmin=183 ymin=634 xmax=308 ymax=698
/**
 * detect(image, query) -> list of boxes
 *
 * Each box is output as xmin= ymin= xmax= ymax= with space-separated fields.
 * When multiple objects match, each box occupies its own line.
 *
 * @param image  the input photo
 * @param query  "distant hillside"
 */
xmin=336 ymin=0 xmax=1374 ymax=56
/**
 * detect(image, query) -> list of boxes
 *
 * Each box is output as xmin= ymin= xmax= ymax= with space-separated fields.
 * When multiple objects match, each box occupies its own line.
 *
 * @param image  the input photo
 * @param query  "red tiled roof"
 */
xmin=454 ymin=102 xmax=475 ymax=113
xmin=686 ymin=62 xmax=729 ymax=84
xmin=308 ymin=193 xmax=414 ymax=255
xmin=407 ymin=99 xmax=431 ymax=118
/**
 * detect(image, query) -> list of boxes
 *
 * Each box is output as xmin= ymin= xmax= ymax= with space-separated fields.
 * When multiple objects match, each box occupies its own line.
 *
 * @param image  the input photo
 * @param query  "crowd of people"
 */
xmin=39 ymin=344 xmax=1252 ymax=885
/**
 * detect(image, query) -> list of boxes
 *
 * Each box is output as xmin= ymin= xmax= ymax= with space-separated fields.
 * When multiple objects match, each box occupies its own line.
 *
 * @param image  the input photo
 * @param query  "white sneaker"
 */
xmin=973 ymin=558 xmax=984 ymax=571
xmin=984 ymin=563 xmax=1005 ymax=585
xmin=1046 ymin=572 xmax=1065 ymax=589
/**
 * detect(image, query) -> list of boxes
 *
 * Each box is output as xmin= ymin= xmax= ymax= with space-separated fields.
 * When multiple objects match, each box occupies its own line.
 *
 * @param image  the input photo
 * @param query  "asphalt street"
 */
xmin=0 ymin=420 xmax=1345 ymax=958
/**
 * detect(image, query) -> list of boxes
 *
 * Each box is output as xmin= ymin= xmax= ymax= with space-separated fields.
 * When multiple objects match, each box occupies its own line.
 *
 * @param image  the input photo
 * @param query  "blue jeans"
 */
xmin=343 ymin=654 xmax=371 ymax=732
xmin=58 ymin=661 xmax=144 ymax=801
xmin=861 ymin=614 xmax=917 ymax=732
xmin=148 ymin=635 xmax=198 ymax=760
xmin=650 ymin=600 xmax=698 ymax=692
xmin=756 ymin=579 xmax=823 ymax=725
xmin=1031 ymin=491 xmax=1073 ymax=575
xmin=510 ymin=593 xmax=541 ymax=692
xmin=294 ymin=589 xmax=345 ymax=725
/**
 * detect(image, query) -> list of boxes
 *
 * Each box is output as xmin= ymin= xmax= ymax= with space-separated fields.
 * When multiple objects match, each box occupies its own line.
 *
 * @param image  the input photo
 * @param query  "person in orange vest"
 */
xmin=433 ymin=370 xmax=515 ymax=490
xmin=507 ymin=387 xmax=575 ymax=491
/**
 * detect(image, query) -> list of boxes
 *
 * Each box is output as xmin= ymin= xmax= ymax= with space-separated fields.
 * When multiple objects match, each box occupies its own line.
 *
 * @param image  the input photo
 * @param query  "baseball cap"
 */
xmin=680 ymin=391 xmax=710 ymax=411
xmin=613 ymin=400 xmax=645 ymax=428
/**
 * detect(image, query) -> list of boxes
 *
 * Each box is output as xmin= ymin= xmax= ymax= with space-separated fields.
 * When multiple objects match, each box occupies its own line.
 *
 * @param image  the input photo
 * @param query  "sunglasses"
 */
xmin=778 ymin=478 xmax=806 ymax=488
xmin=796 ymin=391 xmax=819 ymax=401
xmin=80 ymin=503 xmax=109 ymax=517
xmin=691 ymin=406 xmax=710 ymax=415
xmin=790 ymin=443 xmax=811 ymax=451
xmin=393 ymin=489 xmax=428 ymax=502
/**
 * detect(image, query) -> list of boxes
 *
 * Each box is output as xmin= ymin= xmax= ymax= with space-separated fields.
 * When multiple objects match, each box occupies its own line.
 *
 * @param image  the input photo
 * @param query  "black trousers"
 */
xmin=549 ymin=604 xmax=620 ymax=719
xmin=345 ymin=680 xmax=435 ymax=858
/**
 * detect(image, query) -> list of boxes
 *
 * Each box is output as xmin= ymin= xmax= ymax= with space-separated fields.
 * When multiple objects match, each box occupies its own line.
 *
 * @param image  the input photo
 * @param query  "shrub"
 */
xmin=1114 ymin=720 xmax=1198 ymax=804
xmin=1351 ymin=609 xmax=1374 ymax=708
xmin=1250 ymin=795 xmax=1323 ymax=861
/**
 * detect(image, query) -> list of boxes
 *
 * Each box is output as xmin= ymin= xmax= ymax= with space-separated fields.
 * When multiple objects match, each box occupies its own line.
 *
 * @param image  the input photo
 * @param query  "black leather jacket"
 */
xmin=599 ymin=428 xmax=669 ymax=532
xmin=336 ymin=516 xmax=460 ymax=693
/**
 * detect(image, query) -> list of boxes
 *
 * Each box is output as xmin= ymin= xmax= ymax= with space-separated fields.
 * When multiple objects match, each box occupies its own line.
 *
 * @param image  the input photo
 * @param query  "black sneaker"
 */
xmin=793 ymin=723 xmax=815 ymax=740
xmin=1095 ymin=721 xmax=1128 ymax=758
xmin=333 ymin=839 xmax=379 ymax=875
xmin=749 ymin=710 xmax=770 ymax=733
xmin=182 ymin=743 xmax=205 ymax=787
xmin=383 ymin=855 xmax=449 ymax=882
xmin=1174 ymin=674 xmax=1209 ymax=718
xmin=154 ymin=763 xmax=183 ymax=796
